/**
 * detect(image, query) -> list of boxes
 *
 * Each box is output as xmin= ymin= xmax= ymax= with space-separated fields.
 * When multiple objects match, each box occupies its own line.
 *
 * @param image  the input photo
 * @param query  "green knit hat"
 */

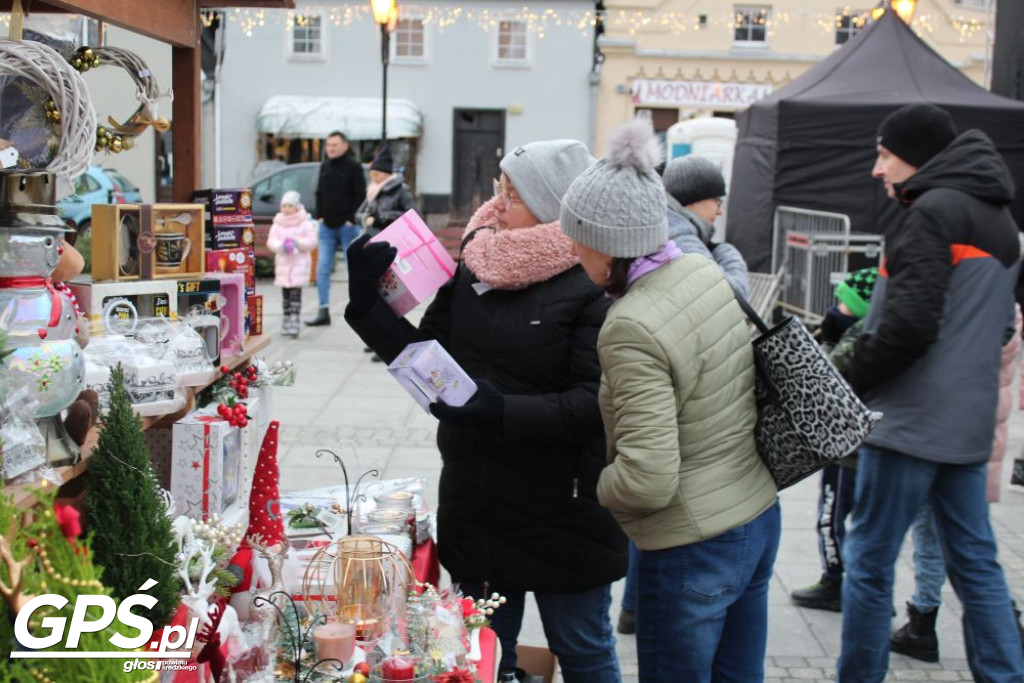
xmin=834 ymin=267 xmax=879 ymax=318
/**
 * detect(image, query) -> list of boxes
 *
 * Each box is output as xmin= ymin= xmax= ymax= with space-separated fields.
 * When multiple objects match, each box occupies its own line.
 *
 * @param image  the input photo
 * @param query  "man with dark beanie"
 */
xmin=307 ymin=130 xmax=367 ymax=327
xmin=837 ymin=102 xmax=1024 ymax=680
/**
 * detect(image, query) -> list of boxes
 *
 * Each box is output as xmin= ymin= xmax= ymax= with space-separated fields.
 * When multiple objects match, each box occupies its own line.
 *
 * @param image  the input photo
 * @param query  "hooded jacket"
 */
xmin=355 ymin=174 xmax=416 ymax=237
xmin=849 ymin=130 xmax=1021 ymax=465
xmin=345 ymin=198 xmax=628 ymax=592
xmin=666 ymin=195 xmax=750 ymax=298
xmin=315 ymin=153 xmax=366 ymax=228
xmin=266 ymin=208 xmax=318 ymax=288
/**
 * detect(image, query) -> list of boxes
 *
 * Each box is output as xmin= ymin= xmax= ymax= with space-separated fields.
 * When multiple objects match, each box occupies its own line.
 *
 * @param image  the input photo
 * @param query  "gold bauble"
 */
xmin=110 ymin=137 xmax=123 ymax=152
xmin=82 ymin=48 xmax=93 ymax=59
xmin=121 ymin=136 xmax=135 ymax=150
xmin=71 ymin=58 xmax=82 ymax=70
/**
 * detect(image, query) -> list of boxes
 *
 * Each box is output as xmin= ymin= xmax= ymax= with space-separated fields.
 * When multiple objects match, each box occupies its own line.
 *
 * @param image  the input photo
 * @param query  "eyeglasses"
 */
xmin=492 ymin=178 xmax=523 ymax=212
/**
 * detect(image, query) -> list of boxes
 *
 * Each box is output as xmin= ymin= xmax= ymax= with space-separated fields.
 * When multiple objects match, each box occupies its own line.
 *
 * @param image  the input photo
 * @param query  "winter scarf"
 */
xmin=366 ymin=174 xmax=395 ymax=203
xmin=272 ymin=207 xmax=312 ymax=228
xmin=460 ymin=196 xmax=578 ymax=291
xmin=605 ymin=240 xmax=682 ymax=300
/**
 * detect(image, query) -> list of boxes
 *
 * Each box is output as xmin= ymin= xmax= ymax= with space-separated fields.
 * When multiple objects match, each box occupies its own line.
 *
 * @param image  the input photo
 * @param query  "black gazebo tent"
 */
xmin=726 ymin=9 xmax=1024 ymax=273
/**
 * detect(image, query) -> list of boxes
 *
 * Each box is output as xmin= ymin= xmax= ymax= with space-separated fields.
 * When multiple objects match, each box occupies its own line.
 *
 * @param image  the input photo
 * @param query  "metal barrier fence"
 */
xmin=771 ymin=206 xmax=851 ymax=275
xmin=780 ymin=231 xmax=884 ymax=324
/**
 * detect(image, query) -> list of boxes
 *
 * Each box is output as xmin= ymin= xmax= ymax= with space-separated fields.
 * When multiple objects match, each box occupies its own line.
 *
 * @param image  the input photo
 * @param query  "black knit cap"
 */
xmin=876 ymin=103 xmax=957 ymax=168
xmin=370 ymin=146 xmax=394 ymax=174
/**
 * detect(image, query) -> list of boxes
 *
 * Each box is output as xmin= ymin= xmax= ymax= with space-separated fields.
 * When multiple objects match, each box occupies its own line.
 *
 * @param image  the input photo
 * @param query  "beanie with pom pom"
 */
xmin=560 ymin=117 xmax=668 ymax=258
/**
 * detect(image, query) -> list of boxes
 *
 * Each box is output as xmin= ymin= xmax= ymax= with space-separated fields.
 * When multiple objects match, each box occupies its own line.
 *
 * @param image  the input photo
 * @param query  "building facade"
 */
xmin=212 ymin=0 xmax=596 ymax=218
xmin=593 ymin=0 xmax=994 ymax=155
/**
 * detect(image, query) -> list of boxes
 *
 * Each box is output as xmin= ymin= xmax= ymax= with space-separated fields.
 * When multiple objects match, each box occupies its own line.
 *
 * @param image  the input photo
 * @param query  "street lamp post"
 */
xmin=371 ymin=0 xmax=397 ymax=148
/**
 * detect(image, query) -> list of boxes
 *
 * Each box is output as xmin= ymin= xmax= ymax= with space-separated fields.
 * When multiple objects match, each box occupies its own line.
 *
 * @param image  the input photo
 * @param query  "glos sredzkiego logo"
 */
xmin=10 ymin=579 xmax=200 ymax=671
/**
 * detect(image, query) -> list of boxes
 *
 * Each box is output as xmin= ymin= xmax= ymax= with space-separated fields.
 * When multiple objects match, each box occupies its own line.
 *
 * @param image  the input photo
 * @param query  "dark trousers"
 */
xmin=817 ymin=463 xmax=857 ymax=580
xmin=282 ymin=287 xmax=302 ymax=316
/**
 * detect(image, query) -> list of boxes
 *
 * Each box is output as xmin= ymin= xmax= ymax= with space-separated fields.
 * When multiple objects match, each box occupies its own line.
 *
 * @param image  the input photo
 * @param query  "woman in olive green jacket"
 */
xmin=560 ymin=118 xmax=780 ymax=683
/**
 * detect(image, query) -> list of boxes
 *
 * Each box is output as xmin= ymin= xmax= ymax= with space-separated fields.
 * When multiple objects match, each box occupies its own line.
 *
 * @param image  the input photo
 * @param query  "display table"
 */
xmin=8 ymin=335 xmax=272 ymax=510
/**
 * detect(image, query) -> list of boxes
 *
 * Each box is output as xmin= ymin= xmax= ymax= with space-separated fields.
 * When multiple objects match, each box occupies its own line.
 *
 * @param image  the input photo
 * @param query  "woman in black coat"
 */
xmin=355 ymin=146 xmax=416 ymax=237
xmin=345 ymin=140 xmax=627 ymax=682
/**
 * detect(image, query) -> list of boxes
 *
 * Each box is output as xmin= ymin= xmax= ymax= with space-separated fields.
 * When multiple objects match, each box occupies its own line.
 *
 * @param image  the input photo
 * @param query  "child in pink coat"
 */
xmin=266 ymin=190 xmax=317 ymax=337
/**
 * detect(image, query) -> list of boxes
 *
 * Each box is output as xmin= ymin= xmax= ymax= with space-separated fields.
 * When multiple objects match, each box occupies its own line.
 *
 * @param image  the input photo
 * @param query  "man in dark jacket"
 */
xmin=307 ymin=130 xmax=367 ymax=327
xmin=837 ymin=103 xmax=1024 ymax=681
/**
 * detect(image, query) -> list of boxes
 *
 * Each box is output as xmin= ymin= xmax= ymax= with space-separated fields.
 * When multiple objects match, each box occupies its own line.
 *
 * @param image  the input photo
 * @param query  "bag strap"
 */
xmin=730 ymin=284 xmax=771 ymax=336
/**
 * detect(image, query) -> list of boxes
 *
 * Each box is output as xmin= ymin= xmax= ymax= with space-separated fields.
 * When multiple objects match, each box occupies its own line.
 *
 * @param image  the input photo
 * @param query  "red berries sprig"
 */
xmin=216 ymin=399 xmax=249 ymax=428
xmin=219 ymin=364 xmax=258 ymax=400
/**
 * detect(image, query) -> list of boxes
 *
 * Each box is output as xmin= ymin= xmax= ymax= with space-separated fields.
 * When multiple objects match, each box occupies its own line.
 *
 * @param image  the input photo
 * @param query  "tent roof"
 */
xmin=257 ymin=95 xmax=423 ymax=140
xmin=753 ymin=10 xmax=1023 ymax=110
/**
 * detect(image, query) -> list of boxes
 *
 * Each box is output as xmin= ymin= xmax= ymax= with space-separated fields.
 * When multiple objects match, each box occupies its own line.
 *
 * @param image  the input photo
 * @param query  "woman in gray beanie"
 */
xmin=561 ymin=118 xmax=780 ymax=682
xmin=345 ymin=140 xmax=627 ymax=681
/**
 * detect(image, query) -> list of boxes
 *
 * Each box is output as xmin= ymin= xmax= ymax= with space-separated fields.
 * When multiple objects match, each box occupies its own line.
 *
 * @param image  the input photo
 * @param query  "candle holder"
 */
xmin=315 ymin=443 xmax=380 ymax=535
xmin=251 ymin=590 xmax=344 ymax=683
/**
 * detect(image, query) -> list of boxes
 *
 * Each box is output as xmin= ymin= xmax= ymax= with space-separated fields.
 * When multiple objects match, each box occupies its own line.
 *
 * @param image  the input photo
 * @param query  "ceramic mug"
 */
xmin=155 ymin=232 xmax=191 ymax=269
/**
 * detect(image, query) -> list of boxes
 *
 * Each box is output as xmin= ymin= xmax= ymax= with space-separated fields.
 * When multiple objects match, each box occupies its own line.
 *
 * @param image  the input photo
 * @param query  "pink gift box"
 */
xmin=370 ymin=210 xmax=457 ymax=318
xmin=388 ymin=340 xmax=477 ymax=414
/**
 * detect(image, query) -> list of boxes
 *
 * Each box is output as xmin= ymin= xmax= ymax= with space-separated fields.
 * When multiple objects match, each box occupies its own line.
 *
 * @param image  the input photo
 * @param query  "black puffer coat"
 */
xmin=355 ymin=174 xmax=416 ymax=237
xmin=346 ymin=253 xmax=628 ymax=593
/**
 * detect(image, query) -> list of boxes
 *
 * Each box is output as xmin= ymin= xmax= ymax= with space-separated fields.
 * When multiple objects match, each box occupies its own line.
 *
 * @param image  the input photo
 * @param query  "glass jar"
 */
xmin=0 ymin=286 xmax=79 ymax=342
xmin=4 ymin=339 xmax=85 ymax=417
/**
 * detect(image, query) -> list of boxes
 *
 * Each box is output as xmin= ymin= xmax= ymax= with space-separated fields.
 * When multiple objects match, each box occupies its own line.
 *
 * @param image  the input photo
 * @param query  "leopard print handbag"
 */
xmin=735 ymin=292 xmax=882 ymax=490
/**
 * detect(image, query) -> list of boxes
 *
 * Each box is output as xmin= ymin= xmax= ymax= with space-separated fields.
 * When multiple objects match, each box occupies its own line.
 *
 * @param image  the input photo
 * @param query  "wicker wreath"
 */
xmin=0 ymin=38 xmax=95 ymax=181
xmin=67 ymin=45 xmax=171 ymax=154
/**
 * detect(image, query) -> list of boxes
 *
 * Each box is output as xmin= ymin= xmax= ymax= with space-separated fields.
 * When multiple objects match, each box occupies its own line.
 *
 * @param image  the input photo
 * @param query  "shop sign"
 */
xmin=631 ymin=79 xmax=772 ymax=108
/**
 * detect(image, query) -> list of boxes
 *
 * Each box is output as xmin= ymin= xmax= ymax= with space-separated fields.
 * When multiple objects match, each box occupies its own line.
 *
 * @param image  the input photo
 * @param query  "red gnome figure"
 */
xmin=227 ymin=420 xmax=284 ymax=621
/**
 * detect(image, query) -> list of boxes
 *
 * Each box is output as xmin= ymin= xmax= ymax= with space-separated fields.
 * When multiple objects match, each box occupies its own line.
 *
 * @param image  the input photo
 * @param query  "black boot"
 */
xmin=890 ymin=602 xmax=939 ymax=662
xmin=791 ymin=574 xmax=842 ymax=612
xmin=305 ymin=307 xmax=331 ymax=327
xmin=617 ymin=608 xmax=636 ymax=635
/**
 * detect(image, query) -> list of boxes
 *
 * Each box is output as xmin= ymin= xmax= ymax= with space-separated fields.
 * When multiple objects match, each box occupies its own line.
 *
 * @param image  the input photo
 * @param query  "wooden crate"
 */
xmin=90 ymin=203 xmax=207 ymax=281
xmin=90 ymin=203 xmax=143 ymax=281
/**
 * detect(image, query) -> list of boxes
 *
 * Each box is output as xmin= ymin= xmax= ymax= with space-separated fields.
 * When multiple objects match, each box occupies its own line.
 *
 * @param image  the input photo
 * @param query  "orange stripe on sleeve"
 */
xmin=950 ymin=244 xmax=993 ymax=265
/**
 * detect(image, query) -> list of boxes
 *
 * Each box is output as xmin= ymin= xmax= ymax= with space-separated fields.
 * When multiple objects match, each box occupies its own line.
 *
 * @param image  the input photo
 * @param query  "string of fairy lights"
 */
xmin=191 ymin=5 xmax=987 ymax=43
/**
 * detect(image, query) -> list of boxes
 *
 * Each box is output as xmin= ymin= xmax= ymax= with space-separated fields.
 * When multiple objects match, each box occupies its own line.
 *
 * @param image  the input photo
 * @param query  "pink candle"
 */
xmin=380 ymin=654 xmax=417 ymax=680
xmin=314 ymin=621 xmax=355 ymax=664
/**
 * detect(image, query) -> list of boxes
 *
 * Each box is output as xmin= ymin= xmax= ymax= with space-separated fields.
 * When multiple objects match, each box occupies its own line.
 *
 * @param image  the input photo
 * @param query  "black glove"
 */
xmin=819 ymin=306 xmax=858 ymax=345
xmin=346 ymin=233 xmax=397 ymax=317
xmin=429 ymin=379 xmax=505 ymax=433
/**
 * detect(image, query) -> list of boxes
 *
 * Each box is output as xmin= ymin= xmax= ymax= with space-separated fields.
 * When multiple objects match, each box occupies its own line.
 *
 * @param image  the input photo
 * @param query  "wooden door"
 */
xmin=451 ymin=109 xmax=505 ymax=222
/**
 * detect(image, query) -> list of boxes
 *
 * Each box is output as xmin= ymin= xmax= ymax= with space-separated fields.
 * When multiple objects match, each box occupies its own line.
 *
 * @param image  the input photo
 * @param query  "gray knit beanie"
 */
xmin=560 ymin=118 xmax=668 ymax=258
xmin=499 ymin=140 xmax=595 ymax=224
xmin=662 ymin=155 xmax=726 ymax=207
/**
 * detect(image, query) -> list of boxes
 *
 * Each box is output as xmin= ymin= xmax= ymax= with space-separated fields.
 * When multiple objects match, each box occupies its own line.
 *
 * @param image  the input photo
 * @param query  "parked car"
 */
xmin=57 ymin=166 xmax=143 ymax=233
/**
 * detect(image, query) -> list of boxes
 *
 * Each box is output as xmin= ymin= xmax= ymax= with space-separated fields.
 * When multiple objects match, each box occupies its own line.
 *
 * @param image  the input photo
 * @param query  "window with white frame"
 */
xmin=953 ymin=0 xmax=989 ymax=8
xmin=835 ymin=9 xmax=868 ymax=45
xmin=733 ymin=5 xmax=770 ymax=44
xmin=495 ymin=18 xmax=528 ymax=65
xmin=392 ymin=17 xmax=427 ymax=63
xmin=289 ymin=13 xmax=325 ymax=59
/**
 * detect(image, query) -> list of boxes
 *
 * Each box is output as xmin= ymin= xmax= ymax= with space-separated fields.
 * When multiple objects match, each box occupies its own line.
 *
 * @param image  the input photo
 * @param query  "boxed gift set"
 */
xmin=370 ymin=210 xmax=457 ymax=318
xmin=69 ymin=277 xmax=179 ymax=336
xmin=191 ymin=188 xmax=253 ymax=227
xmin=388 ymin=340 xmax=477 ymax=413
xmin=91 ymin=203 xmax=205 ymax=281
xmin=206 ymin=246 xmax=255 ymax=295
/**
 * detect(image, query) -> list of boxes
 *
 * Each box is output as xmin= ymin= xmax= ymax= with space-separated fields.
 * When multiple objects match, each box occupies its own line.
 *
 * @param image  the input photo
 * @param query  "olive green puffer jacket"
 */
xmin=596 ymin=254 xmax=777 ymax=550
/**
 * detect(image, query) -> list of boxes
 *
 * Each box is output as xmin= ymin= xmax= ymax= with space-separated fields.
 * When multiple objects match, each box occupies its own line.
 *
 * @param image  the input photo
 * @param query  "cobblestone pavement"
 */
xmin=258 ymin=271 xmax=1024 ymax=682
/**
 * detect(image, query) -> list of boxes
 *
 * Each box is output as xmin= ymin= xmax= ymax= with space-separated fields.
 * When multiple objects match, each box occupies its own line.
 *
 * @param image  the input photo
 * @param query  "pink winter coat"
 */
xmin=990 ymin=304 xmax=1022 ymax=502
xmin=267 ymin=209 xmax=318 ymax=288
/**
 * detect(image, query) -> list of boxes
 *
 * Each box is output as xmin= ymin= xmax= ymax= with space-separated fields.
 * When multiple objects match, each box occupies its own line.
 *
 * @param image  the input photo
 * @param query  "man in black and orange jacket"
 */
xmin=837 ymin=103 xmax=1024 ymax=682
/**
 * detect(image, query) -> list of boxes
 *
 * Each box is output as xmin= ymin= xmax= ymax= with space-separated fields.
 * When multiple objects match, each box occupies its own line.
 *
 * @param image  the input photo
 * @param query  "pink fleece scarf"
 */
xmin=273 ymin=207 xmax=311 ymax=227
xmin=460 ymin=197 xmax=578 ymax=291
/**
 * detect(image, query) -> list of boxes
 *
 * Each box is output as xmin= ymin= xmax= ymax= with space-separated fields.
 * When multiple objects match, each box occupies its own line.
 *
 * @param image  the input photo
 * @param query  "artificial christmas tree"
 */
xmin=86 ymin=364 xmax=181 ymax=628
xmin=0 ymin=490 xmax=157 ymax=683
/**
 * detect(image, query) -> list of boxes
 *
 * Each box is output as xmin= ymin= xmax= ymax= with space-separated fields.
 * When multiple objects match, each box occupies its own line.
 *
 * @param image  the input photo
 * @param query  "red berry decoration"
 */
xmin=221 ymin=365 xmax=230 ymax=374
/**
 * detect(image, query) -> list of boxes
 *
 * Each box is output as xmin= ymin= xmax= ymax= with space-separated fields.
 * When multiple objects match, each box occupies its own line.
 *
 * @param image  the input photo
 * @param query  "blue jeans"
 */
xmin=315 ymin=221 xmax=359 ymax=307
xmin=451 ymin=578 xmax=619 ymax=683
xmin=817 ymin=463 xmax=857 ymax=580
xmin=910 ymin=503 xmax=946 ymax=611
xmin=636 ymin=502 xmax=781 ymax=683
xmin=622 ymin=541 xmax=640 ymax=612
xmin=838 ymin=444 xmax=1024 ymax=682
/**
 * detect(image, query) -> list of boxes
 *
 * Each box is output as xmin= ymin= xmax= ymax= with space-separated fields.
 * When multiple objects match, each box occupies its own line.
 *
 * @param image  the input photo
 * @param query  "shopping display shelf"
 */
xmin=8 ymin=335 xmax=272 ymax=510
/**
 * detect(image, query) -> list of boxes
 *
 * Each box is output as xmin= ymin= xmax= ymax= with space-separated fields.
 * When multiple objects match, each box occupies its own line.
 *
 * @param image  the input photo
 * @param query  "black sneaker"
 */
xmin=791 ymin=574 xmax=842 ymax=612
xmin=891 ymin=602 xmax=939 ymax=663
xmin=617 ymin=608 xmax=636 ymax=634
xmin=1012 ymin=459 xmax=1024 ymax=489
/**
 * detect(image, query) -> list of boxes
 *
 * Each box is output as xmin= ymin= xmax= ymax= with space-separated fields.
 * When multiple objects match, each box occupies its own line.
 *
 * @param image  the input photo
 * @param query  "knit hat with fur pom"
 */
xmin=560 ymin=118 xmax=668 ymax=258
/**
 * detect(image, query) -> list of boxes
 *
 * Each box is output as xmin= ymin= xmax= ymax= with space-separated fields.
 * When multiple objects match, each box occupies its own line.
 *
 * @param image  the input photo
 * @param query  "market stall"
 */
xmin=0 ymin=2 xmax=499 ymax=681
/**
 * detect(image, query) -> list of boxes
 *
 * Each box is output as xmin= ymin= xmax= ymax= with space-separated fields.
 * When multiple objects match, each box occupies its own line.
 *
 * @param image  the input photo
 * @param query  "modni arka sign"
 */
xmin=631 ymin=79 xmax=773 ymax=108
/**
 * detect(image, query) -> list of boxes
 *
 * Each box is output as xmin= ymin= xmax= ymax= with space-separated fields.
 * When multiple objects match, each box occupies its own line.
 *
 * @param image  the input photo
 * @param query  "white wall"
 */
xmin=80 ymin=26 xmax=172 ymax=203
xmin=216 ymin=1 xmax=594 ymax=196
